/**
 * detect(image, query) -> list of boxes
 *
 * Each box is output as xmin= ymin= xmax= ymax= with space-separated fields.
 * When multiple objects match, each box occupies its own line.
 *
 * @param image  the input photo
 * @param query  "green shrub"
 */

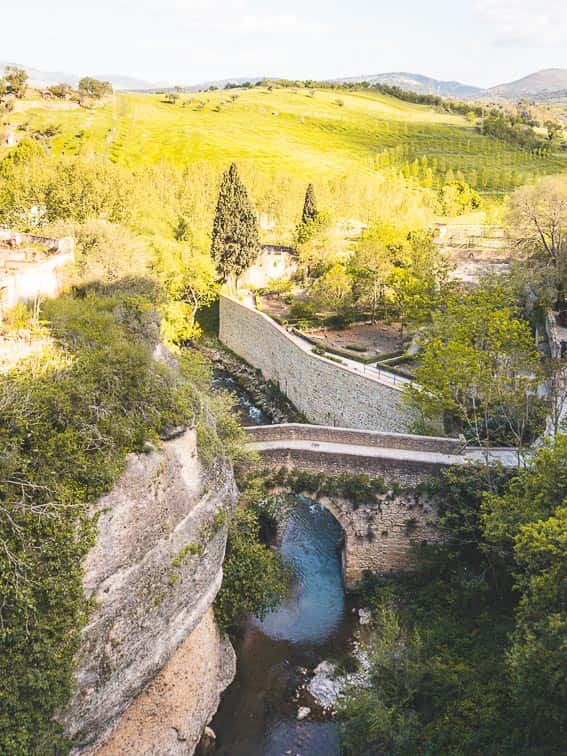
xmin=215 ymin=499 xmax=291 ymax=632
xmin=0 ymin=290 xmax=234 ymax=753
xmin=290 ymin=300 xmax=316 ymax=319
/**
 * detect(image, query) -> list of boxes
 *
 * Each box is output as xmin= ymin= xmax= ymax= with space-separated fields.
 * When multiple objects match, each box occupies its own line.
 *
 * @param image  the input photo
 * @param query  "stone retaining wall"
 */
xmin=219 ymin=295 xmax=417 ymax=433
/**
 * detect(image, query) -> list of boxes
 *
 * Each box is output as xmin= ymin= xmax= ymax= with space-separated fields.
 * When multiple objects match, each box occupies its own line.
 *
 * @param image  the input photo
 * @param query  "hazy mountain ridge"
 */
xmin=0 ymin=61 xmax=154 ymax=91
xmin=485 ymin=68 xmax=567 ymax=99
xmin=2 ymin=61 xmax=567 ymax=100
xmin=334 ymin=72 xmax=483 ymax=98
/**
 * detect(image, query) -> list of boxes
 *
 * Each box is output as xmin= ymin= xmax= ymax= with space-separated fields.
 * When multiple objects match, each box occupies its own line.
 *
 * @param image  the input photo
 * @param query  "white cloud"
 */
xmin=172 ymin=0 xmax=212 ymax=8
xmin=238 ymin=13 xmax=322 ymax=34
xmin=474 ymin=0 xmax=567 ymax=47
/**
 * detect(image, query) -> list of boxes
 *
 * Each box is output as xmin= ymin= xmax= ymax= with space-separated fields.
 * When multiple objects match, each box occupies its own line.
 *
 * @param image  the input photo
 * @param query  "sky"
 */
xmin=2 ymin=0 xmax=566 ymax=87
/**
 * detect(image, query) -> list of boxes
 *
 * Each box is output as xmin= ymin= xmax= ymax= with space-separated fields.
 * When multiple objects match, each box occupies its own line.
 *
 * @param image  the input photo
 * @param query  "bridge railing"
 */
xmin=245 ymin=424 xmax=466 ymax=456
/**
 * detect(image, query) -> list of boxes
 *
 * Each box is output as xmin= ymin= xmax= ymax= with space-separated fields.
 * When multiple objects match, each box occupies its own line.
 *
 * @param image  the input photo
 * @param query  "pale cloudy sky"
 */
xmin=3 ymin=0 xmax=566 ymax=86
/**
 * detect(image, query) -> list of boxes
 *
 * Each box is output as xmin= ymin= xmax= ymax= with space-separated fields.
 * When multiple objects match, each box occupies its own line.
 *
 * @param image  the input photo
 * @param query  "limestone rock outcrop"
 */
xmin=61 ymin=430 xmax=238 ymax=754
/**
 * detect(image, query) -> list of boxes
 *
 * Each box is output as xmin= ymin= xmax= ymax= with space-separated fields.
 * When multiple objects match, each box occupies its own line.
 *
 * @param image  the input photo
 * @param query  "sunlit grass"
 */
xmin=8 ymin=86 xmax=567 ymax=193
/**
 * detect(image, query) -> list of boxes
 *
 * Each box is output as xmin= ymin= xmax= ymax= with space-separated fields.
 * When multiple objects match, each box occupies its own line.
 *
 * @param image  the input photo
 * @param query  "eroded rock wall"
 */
xmin=92 ymin=608 xmax=236 ymax=755
xmin=61 ymin=430 xmax=238 ymax=753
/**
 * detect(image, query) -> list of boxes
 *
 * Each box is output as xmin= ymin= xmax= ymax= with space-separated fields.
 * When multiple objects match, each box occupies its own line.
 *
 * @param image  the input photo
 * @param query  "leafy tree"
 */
xmin=210 ymin=162 xmax=260 ymax=283
xmin=340 ymin=605 xmax=423 ymax=755
xmin=311 ymin=262 xmax=352 ymax=312
xmin=70 ymin=219 xmax=152 ymax=284
xmin=48 ymin=82 xmax=72 ymax=99
xmin=349 ymin=232 xmax=394 ymax=322
xmin=439 ymin=179 xmax=481 ymax=216
xmin=388 ymin=267 xmax=430 ymax=336
xmin=408 ymin=283 xmax=544 ymax=446
xmin=77 ymin=77 xmax=112 ymax=99
xmin=544 ymin=120 xmax=562 ymax=142
xmin=153 ymin=239 xmax=219 ymax=343
xmin=214 ymin=495 xmax=290 ymax=632
xmin=507 ymin=176 xmax=567 ymax=284
xmin=483 ymin=436 xmax=567 ymax=748
xmin=2 ymin=65 xmax=28 ymax=98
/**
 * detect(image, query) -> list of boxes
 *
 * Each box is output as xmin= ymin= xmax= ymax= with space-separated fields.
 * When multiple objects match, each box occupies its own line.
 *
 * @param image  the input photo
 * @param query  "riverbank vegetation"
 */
xmin=214 ymin=478 xmax=291 ymax=633
xmin=341 ymin=440 xmax=567 ymax=754
xmin=0 ymin=288 xmax=245 ymax=753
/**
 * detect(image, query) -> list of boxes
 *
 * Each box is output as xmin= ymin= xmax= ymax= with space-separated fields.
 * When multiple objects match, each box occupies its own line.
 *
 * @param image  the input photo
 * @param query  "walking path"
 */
xmin=287 ymin=328 xmax=412 ymax=389
xmin=247 ymin=427 xmax=524 ymax=469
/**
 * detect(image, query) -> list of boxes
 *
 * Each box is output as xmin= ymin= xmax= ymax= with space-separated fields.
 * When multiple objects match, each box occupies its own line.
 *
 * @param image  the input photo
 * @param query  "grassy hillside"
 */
xmin=8 ymin=87 xmax=567 ymax=195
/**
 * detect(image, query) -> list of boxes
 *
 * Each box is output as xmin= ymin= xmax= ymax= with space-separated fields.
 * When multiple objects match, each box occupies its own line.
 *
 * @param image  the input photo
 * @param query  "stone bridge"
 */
xmin=245 ymin=424 xmax=520 ymax=587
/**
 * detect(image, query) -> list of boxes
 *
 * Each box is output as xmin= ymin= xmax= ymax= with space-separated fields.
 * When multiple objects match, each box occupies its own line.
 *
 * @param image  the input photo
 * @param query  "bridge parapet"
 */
xmin=245 ymin=423 xmax=466 ymax=455
xmin=246 ymin=424 xmax=520 ymax=585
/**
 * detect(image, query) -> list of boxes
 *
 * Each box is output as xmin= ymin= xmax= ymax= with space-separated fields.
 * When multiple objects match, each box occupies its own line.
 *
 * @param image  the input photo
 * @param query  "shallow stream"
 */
xmin=210 ymin=370 xmax=357 ymax=755
xmin=210 ymin=497 xmax=355 ymax=755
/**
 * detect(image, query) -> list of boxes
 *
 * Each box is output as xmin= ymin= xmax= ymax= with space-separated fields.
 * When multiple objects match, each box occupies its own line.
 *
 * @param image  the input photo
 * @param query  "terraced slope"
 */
xmin=8 ymin=87 xmax=567 ymax=194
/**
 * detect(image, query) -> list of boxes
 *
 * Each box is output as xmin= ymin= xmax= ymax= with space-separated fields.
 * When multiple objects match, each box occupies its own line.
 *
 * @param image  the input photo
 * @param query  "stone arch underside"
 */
xmin=265 ymin=485 xmax=440 ymax=590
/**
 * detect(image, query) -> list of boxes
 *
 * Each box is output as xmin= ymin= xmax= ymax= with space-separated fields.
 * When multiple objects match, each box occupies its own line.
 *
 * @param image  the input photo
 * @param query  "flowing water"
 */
xmin=213 ymin=368 xmax=271 ymax=426
xmin=210 ymin=497 xmax=355 ymax=756
xmin=210 ymin=370 xmax=355 ymax=755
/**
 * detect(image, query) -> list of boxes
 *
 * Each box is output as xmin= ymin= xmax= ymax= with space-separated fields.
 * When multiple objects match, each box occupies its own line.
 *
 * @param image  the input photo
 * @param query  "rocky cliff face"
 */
xmin=60 ymin=429 xmax=238 ymax=753
xmin=91 ymin=608 xmax=235 ymax=755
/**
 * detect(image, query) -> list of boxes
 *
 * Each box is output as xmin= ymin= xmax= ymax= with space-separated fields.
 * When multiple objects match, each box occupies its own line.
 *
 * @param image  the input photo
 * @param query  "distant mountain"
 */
xmin=0 ymin=61 xmax=154 ymax=91
xmin=4 ymin=61 xmax=567 ymax=101
xmin=92 ymin=74 xmax=156 ymax=91
xmin=335 ymin=72 xmax=483 ymax=99
xmin=484 ymin=68 xmax=567 ymax=100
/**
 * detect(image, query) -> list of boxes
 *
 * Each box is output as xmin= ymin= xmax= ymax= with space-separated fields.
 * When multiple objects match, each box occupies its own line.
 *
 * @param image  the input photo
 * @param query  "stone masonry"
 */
xmin=219 ymin=294 xmax=417 ymax=433
xmin=247 ymin=425 xmax=459 ymax=587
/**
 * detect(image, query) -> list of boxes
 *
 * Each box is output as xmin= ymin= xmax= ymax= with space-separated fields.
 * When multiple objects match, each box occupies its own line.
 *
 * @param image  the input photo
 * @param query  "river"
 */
xmin=210 ymin=497 xmax=355 ymax=755
xmin=210 ymin=370 xmax=357 ymax=755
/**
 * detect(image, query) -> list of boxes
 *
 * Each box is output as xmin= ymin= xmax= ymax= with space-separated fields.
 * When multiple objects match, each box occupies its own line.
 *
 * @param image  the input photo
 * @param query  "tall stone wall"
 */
xmin=219 ymin=295 xmax=417 ymax=433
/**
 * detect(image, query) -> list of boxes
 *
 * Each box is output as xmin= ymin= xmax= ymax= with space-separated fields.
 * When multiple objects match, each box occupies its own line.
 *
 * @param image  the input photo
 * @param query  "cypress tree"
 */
xmin=301 ymin=183 xmax=318 ymax=225
xmin=211 ymin=163 xmax=260 ymax=281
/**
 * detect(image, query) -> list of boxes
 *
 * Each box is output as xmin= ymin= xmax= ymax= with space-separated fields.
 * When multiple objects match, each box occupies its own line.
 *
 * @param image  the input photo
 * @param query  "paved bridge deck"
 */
xmin=245 ymin=424 xmax=522 ymax=470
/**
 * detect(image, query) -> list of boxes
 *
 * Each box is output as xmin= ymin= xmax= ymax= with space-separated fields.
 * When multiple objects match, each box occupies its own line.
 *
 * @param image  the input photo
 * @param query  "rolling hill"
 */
xmin=5 ymin=87 xmax=565 ymax=198
xmin=484 ymin=68 xmax=567 ymax=100
xmin=335 ymin=72 xmax=482 ymax=98
xmin=4 ymin=60 xmax=567 ymax=100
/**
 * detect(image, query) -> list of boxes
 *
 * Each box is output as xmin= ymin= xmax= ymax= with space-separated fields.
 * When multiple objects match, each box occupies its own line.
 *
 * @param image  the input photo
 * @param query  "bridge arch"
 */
xmin=262 ymin=482 xmax=439 ymax=590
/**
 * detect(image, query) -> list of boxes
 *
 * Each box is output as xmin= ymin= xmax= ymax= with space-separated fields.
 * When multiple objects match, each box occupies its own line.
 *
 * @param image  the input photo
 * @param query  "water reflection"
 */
xmin=211 ymin=498 xmax=353 ymax=756
xmin=255 ymin=499 xmax=344 ymax=645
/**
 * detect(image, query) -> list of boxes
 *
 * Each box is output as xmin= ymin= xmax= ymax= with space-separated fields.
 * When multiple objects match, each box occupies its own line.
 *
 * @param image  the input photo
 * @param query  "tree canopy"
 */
xmin=408 ymin=283 xmax=544 ymax=446
xmin=77 ymin=77 xmax=113 ymax=99
xmin=507 ymin=176 xmax=567 ymax=283
xmin=1 ymin=65 xmax=28 ymax=98
xmin=210 ymin=162 xmax=260 ymax=282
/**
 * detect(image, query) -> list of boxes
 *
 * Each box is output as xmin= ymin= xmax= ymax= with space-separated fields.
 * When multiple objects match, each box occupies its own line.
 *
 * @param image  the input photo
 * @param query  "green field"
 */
xmin=9 ymin=86 xmax=567 ymax=195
